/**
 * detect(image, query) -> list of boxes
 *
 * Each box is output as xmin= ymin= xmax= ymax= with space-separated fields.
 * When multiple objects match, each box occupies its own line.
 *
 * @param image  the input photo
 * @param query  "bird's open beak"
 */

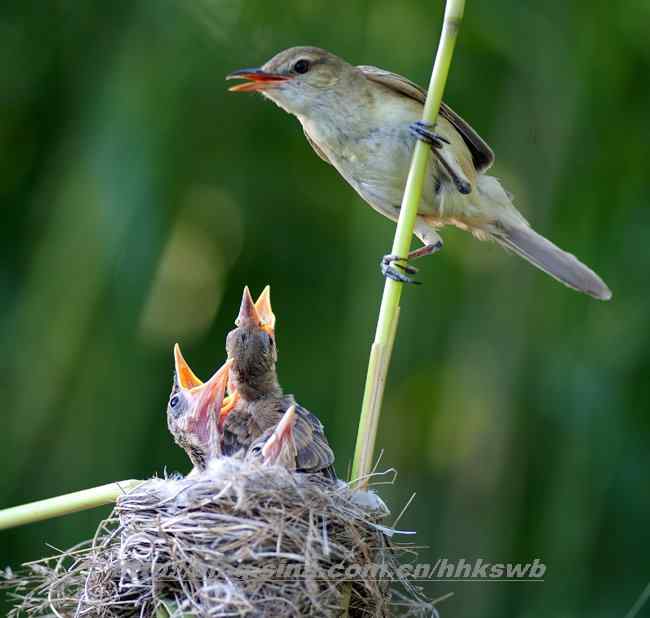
xmin=226 ymin=68 xmax=290 ymax=92
xmin=255 ymin=285 xmax=276 ymax=336
xmin=190 ymin=359 xmax=232 ymax=443
xmin=234 ymin=285 xmax=275 ymax=333
xmin=261 ymin=405 xmax=297 ymax=463
xmin=236 ymin=285 xmax=263 ymax=327
xmin=174 ymin=343 xmax=203 ymax=390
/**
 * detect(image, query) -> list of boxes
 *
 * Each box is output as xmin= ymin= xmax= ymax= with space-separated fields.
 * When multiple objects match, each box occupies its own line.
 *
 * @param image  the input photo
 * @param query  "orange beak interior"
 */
xmin=218 ymin=391 xmax=240 ymax=431
xmin=255 ymin=285 xmax=276 ymax=336
xmin=227 ymin=69 xmax=290 ymax=92
xmin=174 ymin=343 xmax=203 ymax=390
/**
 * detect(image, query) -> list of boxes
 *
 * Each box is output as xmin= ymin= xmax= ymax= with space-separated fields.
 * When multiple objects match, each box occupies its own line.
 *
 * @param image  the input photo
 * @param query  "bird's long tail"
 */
xmin=473 ymin=176 xmax=612 ymax=300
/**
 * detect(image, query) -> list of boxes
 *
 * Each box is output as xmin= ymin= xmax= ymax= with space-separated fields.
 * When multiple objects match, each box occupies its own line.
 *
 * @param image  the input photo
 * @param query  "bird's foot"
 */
xmin=409 ymin=121 xmax=450 ymax=149
xmin=381 ymin=254 xmax=421 ymax=285
xmin=410 ymin=122 xmax=472 ymax=195
xmin=380 ymin=241 xmax=443 ymax=284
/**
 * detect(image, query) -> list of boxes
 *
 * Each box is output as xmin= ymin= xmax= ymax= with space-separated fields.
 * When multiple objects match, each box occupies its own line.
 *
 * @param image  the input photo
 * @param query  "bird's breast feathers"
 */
xmin=299 ymin=93 xmax=479 ymax=224
xmin=301 ymin=114 xmax=417 ymax=209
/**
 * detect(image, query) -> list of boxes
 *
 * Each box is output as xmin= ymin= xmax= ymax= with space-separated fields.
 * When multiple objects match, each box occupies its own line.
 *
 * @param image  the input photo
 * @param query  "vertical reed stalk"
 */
xmin=351 ymin=0 xmax=467 ymax=487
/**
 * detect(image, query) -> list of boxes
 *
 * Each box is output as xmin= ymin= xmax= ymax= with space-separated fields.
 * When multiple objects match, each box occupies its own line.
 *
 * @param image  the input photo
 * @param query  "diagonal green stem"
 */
xmin=351 ymin=0 xmax=467 ymax=487
xmin=0 ymin=480 xmax=143 ymax=530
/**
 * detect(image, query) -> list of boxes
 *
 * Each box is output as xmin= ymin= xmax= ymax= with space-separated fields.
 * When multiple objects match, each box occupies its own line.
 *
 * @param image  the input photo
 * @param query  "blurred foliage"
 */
xmin=1 ymin=1 xmax=649 ymax=616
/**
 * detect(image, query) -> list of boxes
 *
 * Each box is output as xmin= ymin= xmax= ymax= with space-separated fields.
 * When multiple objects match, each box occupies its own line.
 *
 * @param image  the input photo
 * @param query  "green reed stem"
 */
xmin=0 ymin=479 xmax=143 ymax=530
xmin=351 ymin=0 xmax=467 ymax=487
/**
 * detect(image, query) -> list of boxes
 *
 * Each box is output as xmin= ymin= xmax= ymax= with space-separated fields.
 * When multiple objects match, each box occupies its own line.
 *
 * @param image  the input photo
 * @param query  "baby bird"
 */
xmin=222 ymin=286 xmax=336 ymax=478
xmin=220 ymin=285 xmax=275 ymax=419
xmin=245 ymin=404 xmax=299 ymax=470
xmin=166 ymin=344 xmax=231 ymax=473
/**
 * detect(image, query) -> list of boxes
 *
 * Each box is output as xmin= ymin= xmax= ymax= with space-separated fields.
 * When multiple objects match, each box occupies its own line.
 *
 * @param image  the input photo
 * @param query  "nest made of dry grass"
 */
xmin=3 ymin=460 xmax=434 ymax=617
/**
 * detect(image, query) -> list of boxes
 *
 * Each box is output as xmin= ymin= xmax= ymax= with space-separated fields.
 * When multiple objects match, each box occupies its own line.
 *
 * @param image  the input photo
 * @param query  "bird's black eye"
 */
xmin=293 ymin=59 xmax=310 ymax=74
xmin=251 ymin=445 xmax=262 ymax=455
xmin=170 ymin=395 xmax=179 ymax=408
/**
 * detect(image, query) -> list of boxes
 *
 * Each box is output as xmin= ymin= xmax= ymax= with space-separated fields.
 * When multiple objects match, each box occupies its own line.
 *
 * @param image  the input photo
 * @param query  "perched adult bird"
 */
xmin=245 ymin=404 xmax=299 ymax=470
xmin=227 ymin=47 xmax=612 ymax=300
xmin=222 ymin=286 xmax=336 ymax=478
xmin=166 ymin=344 xmax=231 ymax=472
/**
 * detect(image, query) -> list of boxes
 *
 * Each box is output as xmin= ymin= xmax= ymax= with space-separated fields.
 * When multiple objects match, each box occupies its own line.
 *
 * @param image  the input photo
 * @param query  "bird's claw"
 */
xmin=409 ymin=121 xmax=450 ymax=149
xmin=381 ymin=254 xmax=421 ymax=285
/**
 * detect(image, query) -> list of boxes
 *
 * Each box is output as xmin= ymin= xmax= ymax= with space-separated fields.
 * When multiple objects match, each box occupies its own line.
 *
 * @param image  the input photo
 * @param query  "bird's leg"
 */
xmin=381 ymin=241 xmax=443 ymax=285
xmin=409 ymin=121 xmax=472 ymax=195
xmin=408 ymin=241 xmax=443 ymax=261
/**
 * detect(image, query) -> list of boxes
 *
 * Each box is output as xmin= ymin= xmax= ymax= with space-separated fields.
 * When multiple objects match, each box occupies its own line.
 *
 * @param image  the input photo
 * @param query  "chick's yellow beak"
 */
xmin=174 ymin=343 xmax=203 ymax=390
xmin=236 ymin=286 xmax=262 ymax=327
xmin=255 ymin=285 xmax=276 ymax=336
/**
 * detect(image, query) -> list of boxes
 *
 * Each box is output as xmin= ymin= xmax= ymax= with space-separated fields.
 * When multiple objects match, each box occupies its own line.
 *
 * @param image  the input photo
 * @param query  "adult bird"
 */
xmin=166 ymin=344 xmax=231 ymax=473
xmin=222 ymin=286 xmax=336 ymax=478
xmin=227 ymin=47 xmax=611 ymax=300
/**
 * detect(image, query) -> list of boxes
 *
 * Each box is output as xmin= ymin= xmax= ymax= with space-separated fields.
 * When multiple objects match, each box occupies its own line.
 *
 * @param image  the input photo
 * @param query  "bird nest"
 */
xmin=3 ymin=460 xmax=434 ymax=617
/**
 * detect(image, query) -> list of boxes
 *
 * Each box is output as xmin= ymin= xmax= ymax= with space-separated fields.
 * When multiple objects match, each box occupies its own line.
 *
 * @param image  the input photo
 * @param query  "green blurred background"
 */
xmin=2 ymin=1 xmax=649 ymax=616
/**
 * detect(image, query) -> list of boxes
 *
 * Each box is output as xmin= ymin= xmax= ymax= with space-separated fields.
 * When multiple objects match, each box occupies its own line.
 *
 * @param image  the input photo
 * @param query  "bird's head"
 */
xmin=167 ymin=344 xmax=231 ymax=467
xmin=225 ymin=286 xmax=278 ymax=392
xmin=246 ymin=404 xmax=298 ymax=470
xmin=227 ymin=46 xmax=356 ymax=116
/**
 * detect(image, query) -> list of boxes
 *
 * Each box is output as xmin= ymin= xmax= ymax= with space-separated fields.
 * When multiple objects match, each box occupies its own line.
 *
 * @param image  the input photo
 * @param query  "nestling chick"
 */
xmin=245 ymin=404 xmax=299 ymax=470
xmin=166 ymin=344 xmax=231 ymax=473
xmin=222 ymin=286 xmax=336 ymax=478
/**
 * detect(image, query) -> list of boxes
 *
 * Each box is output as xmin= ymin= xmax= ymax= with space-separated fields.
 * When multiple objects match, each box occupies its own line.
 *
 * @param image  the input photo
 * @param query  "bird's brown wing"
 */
xmin=286 ymin=399 xmax=336 ymax=478
xmin=357 ymin=65 xmax=495 ymax=173
xmin=303 ymin=127 xmax=332 ymax=165
xmin=221 ymin=406 xmax=257 ymax=457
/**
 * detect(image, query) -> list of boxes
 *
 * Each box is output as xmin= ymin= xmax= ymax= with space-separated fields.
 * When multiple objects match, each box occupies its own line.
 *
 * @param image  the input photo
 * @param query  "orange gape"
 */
xmin=254 ymin=286 xmax=276 ymax=336
xmin=218 ymin=391 xmax=240 ymax=431
xmin=174 ymin=344 xmax=203 ymax=390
